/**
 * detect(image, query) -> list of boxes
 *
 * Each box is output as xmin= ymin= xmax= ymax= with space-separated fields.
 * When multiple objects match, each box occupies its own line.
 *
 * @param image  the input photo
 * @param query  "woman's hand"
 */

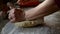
xmin=8 ymin=8 xmax=25 ymax=22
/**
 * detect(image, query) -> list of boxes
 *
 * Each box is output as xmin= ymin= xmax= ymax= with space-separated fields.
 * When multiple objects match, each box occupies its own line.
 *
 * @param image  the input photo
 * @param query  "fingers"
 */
xmin=8 ymin=9 xmax=15 ymax=22
xmin=8 ymin=8 xmax=25 ymax=22
xmin=8 ymin=14 xmax=15 ymax=22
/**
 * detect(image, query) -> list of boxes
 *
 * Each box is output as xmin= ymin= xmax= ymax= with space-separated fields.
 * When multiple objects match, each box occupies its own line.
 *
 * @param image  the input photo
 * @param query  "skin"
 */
xmin=25 ymin=0 xmax=59 ymax=20
xmin=8 ymin=0 xmax=59 ymax=22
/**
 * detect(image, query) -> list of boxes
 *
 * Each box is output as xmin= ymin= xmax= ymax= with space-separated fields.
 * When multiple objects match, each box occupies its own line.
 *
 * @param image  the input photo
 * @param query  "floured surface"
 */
xmin=1 ymin=21 xmax=60 ymax=34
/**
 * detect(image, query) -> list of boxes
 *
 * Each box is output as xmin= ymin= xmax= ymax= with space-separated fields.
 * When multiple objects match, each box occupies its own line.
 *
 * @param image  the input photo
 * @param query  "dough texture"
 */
xmin=14 ymin=18 xmax=44 ymax=27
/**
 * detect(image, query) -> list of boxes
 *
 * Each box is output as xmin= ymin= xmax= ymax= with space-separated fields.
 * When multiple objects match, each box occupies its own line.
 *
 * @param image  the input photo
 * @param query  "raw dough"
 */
xmin=14 ymin=18 xmax=44 ymax=27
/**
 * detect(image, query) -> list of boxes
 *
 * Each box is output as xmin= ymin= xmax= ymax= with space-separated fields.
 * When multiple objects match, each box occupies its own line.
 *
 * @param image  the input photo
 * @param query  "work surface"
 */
xmin=1 ymin=21 xmax=60 ymax=34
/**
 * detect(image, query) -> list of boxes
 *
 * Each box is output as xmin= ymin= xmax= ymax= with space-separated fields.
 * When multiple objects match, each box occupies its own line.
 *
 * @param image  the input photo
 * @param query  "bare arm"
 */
xmin=25 ymin=0 xmax=59 ymax=20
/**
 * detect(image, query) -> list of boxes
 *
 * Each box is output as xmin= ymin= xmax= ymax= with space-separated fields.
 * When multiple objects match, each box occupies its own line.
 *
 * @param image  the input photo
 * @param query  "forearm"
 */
xmin=25 ymin=0 xmax=59 ymax=20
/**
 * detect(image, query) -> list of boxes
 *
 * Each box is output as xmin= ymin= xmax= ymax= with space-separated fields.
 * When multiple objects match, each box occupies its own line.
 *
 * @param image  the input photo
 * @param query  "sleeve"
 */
xmin=55 ymin=0 xmax=60 ymax=8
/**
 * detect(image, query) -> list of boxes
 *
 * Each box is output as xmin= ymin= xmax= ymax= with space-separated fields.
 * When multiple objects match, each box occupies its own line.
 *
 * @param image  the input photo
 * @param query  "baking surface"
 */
xmin=1 ymin=21 xmax=60 ymax=34
xmin=0 ymin=22 xmax=58 ymax=34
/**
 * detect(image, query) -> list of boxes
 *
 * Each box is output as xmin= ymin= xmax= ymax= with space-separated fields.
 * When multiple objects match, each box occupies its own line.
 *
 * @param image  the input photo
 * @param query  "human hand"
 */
xmin=8 ymin=8 xmax=25 ymax=22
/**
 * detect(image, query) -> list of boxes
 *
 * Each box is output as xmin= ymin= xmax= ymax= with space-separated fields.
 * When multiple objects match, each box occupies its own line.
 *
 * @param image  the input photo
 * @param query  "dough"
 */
xmin=14 ymin=18 xmax=44 ymax=27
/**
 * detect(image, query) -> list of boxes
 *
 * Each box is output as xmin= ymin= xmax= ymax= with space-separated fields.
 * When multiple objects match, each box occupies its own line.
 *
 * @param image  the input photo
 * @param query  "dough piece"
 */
xmin=14 ymin=19 xmax=44 ymax=27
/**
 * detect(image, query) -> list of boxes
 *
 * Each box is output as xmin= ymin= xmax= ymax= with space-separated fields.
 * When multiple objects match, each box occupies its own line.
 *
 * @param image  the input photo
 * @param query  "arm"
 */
xmin=25 ymin=0 xmax=59 ymax=20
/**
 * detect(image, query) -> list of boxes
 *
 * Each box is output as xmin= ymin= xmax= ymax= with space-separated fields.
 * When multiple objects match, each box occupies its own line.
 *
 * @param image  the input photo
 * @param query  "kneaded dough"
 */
xmin=14 ymin=18 xmax=44 ymax=27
